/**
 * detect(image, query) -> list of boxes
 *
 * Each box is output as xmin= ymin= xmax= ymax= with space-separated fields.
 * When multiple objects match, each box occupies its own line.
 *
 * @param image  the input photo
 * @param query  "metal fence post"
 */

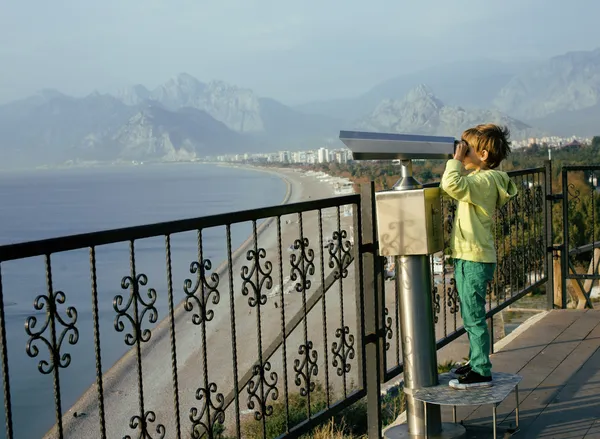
xmin=561 ymin=167 xmax=569 ymax=309
xmin=359 ymin=182 xmax=383 ymax=439
xmin=544 ymin=160 xmax=555 ymax=310
xmin=488 ymin=316 xmax=495 ymax=354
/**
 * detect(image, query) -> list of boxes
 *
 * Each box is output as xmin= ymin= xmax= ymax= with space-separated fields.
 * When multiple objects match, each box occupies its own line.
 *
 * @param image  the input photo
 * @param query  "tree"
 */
xmin=420 ymin=169 xmax=434 ymax=182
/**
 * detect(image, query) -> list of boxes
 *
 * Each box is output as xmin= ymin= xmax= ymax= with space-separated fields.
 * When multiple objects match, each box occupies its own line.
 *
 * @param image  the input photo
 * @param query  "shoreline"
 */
xmin=194 ymin=163 xmax=294 ymax=285
xmin=45 ymin=164 xmax=332 ymax=438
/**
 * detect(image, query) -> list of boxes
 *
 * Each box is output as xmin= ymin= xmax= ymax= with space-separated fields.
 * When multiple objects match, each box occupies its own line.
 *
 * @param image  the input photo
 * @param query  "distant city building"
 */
xmin=279 ymin=151 xmax=290 ymax=163
xmin=562 ymin=139 xmax=582 ymax=149
xmin=204 ymin=134 xmax=590 ymax=166
xmin=318 ymin=147 xmax=329 ymax=163
xmin=333 ymin=151 xmax=341 ymax=164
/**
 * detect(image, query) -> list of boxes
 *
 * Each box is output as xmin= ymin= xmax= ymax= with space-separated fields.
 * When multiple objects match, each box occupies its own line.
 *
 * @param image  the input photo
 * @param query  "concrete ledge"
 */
xmin=493 ymin=310 xmax=549 ymax=352
xmin=383 ymin=411 xmax=407 ymax=435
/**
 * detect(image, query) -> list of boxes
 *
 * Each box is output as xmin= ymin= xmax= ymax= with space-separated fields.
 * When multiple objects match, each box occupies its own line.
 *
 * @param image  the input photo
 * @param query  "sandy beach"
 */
xmin=46 ymin=165 xmax=361 ymax=438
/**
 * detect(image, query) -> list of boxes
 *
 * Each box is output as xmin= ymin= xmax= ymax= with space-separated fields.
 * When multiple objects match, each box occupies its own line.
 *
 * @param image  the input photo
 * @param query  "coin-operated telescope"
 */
xmin=340 ymin=131 xmax=456 ymax=256
xmin=340 ymin=131 xmax=465 ymax=439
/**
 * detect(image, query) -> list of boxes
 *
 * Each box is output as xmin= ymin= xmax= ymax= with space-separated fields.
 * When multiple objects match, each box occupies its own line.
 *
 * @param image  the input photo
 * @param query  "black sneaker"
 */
xmin=449 ymin=370 xmax=493 ymax=389
xmin=450 ymin=362 xmax=471 ymax=377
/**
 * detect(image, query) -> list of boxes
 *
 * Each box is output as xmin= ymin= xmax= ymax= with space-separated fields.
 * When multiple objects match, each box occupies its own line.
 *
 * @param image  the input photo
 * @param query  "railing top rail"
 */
xmin=0 ymin=194 xmax=359 ymax=262
xmin=506 ymin=166 xmax=545 ymax=177
xmin=568 ymin=240 xmax=600 ymax=255
xmin=562 ymin=164 xmax=600 ymax=172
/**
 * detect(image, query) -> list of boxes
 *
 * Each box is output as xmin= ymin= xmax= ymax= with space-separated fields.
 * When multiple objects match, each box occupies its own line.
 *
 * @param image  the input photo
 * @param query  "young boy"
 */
xmin=440 ymin=123 xmax=518 ymax=389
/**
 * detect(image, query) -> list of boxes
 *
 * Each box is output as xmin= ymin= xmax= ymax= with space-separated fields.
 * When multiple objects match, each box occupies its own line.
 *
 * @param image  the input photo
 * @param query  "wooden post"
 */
xmin=554 ymin=249 xmax=598 ymax=309
xmin=553 ymin=250 xmax=563 ymax=308
xmin=582 ymin=248 xmax=600 ymax=308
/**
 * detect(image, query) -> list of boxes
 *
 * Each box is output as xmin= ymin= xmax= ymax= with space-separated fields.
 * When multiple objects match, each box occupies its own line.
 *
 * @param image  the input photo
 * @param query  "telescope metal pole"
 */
xmin=385 ymin=160 xmax=464 ymax=438
xmin=394 ymin=160 xmax=442 ymax=437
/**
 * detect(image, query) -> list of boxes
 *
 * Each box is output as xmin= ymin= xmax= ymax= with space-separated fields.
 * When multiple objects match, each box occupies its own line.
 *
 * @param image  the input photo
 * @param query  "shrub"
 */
xmin=381 ymin=387 xmax=406 ymax=427
xmin=437 ymin=360 xmax=457 ymax=373
xmin=241 ymin=383 xmax=328 ymax=439
xmin=238 ymin=381 xmax=371 ymax=439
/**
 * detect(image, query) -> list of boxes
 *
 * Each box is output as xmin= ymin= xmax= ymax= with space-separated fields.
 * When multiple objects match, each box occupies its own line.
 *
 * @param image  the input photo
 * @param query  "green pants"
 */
xmin=454 ymin=259 xmax=496 ymax=377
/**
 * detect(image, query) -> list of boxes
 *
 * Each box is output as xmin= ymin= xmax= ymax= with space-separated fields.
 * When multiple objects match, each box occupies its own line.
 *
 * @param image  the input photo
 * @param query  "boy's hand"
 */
xmin=454 ymin=141 xmax=468 ymax=162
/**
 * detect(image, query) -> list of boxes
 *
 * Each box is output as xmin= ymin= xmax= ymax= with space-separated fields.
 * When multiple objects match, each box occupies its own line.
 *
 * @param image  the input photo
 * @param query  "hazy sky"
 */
xmin=1 ymin=0 xmax=599 ymax=105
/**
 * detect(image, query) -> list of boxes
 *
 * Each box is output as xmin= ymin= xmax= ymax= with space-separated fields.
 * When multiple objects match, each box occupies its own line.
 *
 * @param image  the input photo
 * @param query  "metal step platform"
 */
xmin=412 ymin=372 xmax=522 ymax=438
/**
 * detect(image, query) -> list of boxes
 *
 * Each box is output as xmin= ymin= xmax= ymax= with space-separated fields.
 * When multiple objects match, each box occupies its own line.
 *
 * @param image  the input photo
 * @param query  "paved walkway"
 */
xmin=445 ymin=310 xmax=600 ymax=438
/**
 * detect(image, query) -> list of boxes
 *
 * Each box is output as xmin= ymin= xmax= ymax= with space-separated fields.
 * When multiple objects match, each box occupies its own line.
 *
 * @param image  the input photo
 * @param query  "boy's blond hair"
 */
xmin=461 ymin=123 xmax=512 ymax=169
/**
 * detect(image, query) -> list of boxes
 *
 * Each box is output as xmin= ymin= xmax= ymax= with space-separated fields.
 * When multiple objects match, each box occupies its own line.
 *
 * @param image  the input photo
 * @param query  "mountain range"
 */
xmin=1 ymin=48 xmax=599 ymax=168
xmin=295 ymin=59 xmax=520 ymax=121
xmin=0 ymin=75 xmax=342 ymax=168
xmin=297 ymin=48 xmax=600 ymax=137
xmin=355 ymin=85 xmax=540 ymax=139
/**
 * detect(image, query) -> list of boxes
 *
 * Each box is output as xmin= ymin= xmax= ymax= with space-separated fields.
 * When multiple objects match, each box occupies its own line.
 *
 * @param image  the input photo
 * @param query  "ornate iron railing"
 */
xmin=0 ymin=196 xmax=365 ymax=439
xmin=0 ymin=164 xmax=554 ymax=439
xmin=561 ymin=165 xmax=600 ymax=308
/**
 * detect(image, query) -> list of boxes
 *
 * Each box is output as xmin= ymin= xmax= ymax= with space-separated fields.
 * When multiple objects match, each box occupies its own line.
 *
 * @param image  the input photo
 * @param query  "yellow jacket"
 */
xmin=440 ymin=159 xmax=518 ymax=263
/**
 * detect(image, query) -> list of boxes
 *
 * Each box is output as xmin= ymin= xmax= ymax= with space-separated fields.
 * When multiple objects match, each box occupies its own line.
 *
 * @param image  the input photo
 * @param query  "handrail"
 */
xmin=0 ymin=194 xmax=359 ymax=262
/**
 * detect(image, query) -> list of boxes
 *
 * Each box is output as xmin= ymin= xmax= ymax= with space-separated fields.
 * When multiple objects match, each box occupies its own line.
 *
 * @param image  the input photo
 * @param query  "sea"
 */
xmin=0 ymin=163 xmax=287 ymax=439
